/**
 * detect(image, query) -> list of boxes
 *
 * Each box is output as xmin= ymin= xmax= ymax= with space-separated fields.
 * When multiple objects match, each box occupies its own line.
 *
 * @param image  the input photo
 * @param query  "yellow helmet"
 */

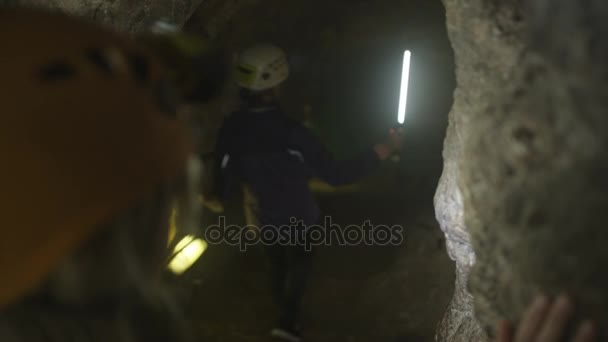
xmin=0 ymin=9 xmax=193 ymax=308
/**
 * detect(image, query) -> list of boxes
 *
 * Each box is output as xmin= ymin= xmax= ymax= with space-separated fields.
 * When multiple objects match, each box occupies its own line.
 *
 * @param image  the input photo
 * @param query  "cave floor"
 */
xmin=172 ymin=180 xmax=454 ymax=342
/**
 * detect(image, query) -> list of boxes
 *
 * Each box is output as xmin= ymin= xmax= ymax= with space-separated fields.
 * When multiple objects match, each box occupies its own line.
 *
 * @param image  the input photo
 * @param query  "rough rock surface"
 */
xmin=435 ymin=0 xmax=526 ymax=339
xmin=0 ymin=0 xmax=202 ymax=32
xmin=437 ymin=0 xmax=608 ymax=340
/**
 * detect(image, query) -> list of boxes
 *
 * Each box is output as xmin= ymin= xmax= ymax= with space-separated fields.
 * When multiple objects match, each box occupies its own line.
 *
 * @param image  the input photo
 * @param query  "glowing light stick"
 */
xmin=398 ymin=50 xmax=411 ymax=124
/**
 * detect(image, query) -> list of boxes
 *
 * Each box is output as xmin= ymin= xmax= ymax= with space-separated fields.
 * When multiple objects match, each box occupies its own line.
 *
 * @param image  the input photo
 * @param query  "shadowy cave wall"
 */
xmin=0 ymin=0 xmax=202 ymax=32
xmin=436 ymin=0 xmax=608 ymax=340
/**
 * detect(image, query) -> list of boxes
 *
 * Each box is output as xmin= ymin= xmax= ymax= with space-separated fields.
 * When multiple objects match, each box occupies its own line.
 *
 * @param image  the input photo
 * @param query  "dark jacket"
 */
xmin=214 ymin=105 xmax=380 ymax=226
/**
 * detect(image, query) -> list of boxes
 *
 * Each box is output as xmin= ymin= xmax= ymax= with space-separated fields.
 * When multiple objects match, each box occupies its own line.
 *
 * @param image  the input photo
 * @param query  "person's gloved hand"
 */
xmin=498 ymin=294 xmax=597 ymax=342
xmin=374 ymin=127 xmax=405 ymax=160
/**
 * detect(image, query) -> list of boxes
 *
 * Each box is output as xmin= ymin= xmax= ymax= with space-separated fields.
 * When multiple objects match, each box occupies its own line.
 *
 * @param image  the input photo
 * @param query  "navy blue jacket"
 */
xmin=214 ymin=106 xmax=380 ymax=226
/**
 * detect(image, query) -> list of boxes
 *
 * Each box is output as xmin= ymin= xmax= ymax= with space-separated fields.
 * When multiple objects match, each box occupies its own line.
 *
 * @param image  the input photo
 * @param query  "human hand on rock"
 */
xmin=497 ymin=294 xmax=596 ymax=342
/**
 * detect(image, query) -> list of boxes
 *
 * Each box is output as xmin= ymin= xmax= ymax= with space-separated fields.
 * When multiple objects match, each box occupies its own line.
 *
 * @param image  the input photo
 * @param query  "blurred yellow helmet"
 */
xmin=0 ymin=9 xmax=193 ymax=308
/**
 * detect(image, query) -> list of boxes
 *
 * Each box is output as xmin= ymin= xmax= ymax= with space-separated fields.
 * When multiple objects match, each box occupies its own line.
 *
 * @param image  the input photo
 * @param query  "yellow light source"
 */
xmin=168 ymin=235 xmax=208 ymax=275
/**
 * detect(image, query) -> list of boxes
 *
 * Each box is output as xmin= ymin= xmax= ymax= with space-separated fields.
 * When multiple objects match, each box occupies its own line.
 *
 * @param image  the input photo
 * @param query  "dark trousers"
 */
xmin=264 ymin=244 xmax=314 ymax=328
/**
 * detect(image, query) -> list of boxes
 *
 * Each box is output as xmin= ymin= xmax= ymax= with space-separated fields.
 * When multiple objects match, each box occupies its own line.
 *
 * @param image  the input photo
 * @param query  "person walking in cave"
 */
xmin=212 ymin=44 xmax=404 ymax=341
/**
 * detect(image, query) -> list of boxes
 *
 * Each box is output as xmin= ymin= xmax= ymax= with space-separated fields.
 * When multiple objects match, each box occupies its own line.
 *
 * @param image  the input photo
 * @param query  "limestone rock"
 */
xmin=438 ymin=0 xmax=608 ymax=339
xmin=435 ymin=0 xmax=526 ymax=339
xmin=434 ymin=114 xmax=483 ymax=341
xmin=0 ymin=0 xmax=202 ymax=32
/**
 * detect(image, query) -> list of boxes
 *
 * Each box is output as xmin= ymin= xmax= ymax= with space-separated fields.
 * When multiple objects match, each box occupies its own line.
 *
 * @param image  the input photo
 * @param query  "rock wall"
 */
xmin=0 ymin=0 xmax=202 ymax=32
xmin=436 ymin=0 xmax=608 ymax=340
xmin=435 ymin=1 xmax=525 ymax=339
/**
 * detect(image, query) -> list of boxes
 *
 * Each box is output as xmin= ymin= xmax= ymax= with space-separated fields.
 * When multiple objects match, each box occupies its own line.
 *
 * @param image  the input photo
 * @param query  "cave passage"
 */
xmin=5 ymin=0 xmax=608 ymax=341
xmin=173 ymin=0 xmax=458 ymax=340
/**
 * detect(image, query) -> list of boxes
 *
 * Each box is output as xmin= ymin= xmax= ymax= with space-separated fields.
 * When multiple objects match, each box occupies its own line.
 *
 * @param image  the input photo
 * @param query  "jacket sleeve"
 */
xmin=288 ymin=124 xmax=381 ymax=187
xmin=211 ymin=120 xmax=230 ymax=200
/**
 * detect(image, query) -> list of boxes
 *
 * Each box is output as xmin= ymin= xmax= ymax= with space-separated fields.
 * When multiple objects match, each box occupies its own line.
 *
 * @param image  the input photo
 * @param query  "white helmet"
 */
xmin=235 ymin=44 xmax=289 ymax=91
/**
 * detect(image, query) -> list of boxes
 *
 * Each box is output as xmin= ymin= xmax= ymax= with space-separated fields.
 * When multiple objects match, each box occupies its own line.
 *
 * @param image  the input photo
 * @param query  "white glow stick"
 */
xmin=398 ymin=50 xmax=411 ymax=125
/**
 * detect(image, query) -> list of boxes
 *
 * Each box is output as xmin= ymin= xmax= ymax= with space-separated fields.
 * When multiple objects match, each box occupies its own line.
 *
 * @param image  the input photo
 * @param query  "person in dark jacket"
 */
xmin=213 ymin=44 xmax=403 ymax=342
